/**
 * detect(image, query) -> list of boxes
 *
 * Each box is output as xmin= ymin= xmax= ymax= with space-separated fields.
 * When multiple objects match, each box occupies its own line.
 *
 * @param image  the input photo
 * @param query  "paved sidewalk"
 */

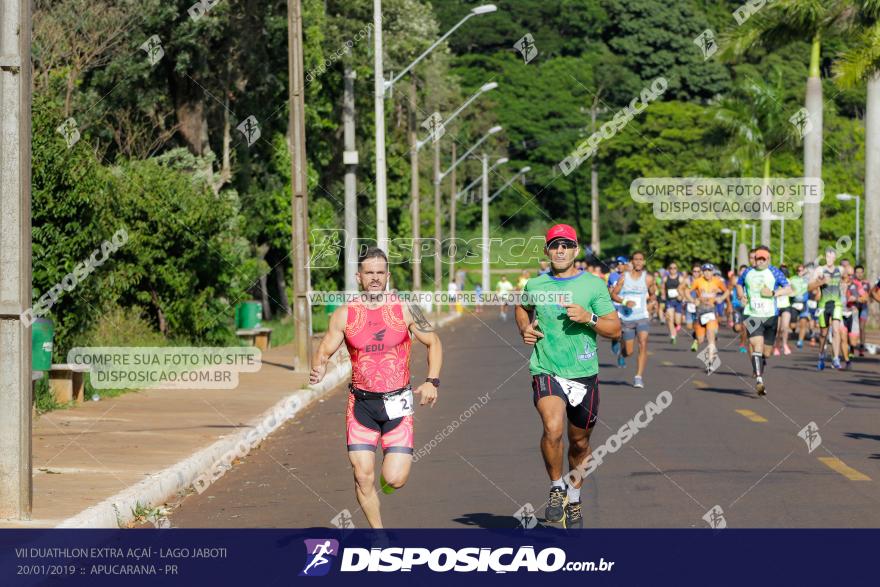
xmin=1 ymin=312 xmax=461 ymax=528
xmin=0 ymin=338 xmax=343 ymax=528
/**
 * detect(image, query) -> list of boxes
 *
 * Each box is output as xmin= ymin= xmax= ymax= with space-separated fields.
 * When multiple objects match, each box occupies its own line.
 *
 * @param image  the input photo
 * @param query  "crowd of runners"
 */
xmin=310 ymin=222 xmax=880 ymax=531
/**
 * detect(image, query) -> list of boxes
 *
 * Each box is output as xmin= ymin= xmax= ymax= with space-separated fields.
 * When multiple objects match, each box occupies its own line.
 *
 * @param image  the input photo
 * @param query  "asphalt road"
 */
xmin=163 ymin=312 xmax=880 ymax=529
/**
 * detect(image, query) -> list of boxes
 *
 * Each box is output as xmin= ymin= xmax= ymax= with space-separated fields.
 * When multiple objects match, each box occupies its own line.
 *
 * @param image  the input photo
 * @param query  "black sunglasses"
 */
xmin=547 ymin=239 xmax=577 ymax=250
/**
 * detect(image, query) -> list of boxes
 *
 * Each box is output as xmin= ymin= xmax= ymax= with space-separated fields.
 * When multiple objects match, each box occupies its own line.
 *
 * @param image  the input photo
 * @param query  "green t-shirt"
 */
xmin=817 ymin=266 xmax=843 ymax=304
xmin=523 ymin=272 xmax=615 ymax=378
xmin=740 ymin=266 xmax=788 ymax=318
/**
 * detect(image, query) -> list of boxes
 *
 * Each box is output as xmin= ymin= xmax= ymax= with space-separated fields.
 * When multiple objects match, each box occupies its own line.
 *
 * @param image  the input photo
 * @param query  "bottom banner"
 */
xmin=1 ymin=528 xmax=874 ymax=585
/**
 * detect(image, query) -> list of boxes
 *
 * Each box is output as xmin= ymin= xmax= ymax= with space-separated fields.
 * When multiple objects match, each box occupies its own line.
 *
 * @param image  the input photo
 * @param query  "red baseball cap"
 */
xmin=545 ymin=224 xmax=578 ymax=244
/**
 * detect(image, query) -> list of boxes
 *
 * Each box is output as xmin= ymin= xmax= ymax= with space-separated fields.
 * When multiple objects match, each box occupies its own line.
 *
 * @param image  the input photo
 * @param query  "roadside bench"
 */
xmin=236 ymin=327 xmax=273 ymax=351
xmin=47 ymin=363 xmax=90 ymax=403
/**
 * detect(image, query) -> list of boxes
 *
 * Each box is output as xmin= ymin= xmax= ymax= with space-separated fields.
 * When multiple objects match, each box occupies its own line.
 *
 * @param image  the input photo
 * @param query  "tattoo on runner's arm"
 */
xmin=407 ymin=300 xmax=436 ymax=332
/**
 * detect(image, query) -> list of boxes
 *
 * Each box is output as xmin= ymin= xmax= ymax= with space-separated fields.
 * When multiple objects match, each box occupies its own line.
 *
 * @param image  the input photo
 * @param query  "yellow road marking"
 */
xmin=735 ymin=409 xmax=768 ymax=423
xmin=661 ymin=360 xmax=674 ymax=366
xmin=818 ymin=457 xmax=872 ymax=481
xmin=693 ymin=380 xmax=709 ymax=389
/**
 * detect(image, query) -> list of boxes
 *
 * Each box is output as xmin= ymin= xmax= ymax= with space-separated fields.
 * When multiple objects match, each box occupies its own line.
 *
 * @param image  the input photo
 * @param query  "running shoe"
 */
xmin=739 ymin=346 xmax=747 ymax=353
xmin=611 ymin=340 xmax=621 ymax=356
xmin=562 ymin=501 xmax=583 ymax=529
xmin=796 ymin=340 xmax=803 ymax=350
xmin=633 ymin=375 xmax=644 ymax=388
xmin=670 ymin=336 xmax=676 ymax=345
xmin=817 ymin=355 xmax=825 ymax=371
xmin=690 ymin=340 xmax=699 ymax=352
xmin=617 ymin=354 xmax=626 ymax=368
xmin=832 ymin=357 xmax=841 ymax=370
xmin=773 ymin=347 xmax=781 ymax=357
xmin=545 ymin=487 xmax=567 ymax=523
xmin=756 ymin=377 xmax=766 ymax=396
xmin=845 ymin=359 xmax=852 ymax=370
xmin=783 ymin=344 xmax=792 ymax=355
xmin=858 ymin=347 xmax=865 ymax=357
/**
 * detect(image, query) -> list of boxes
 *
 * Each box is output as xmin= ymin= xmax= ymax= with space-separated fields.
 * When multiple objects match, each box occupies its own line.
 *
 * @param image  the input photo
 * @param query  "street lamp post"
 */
xmin=836 ymin=193 xmax=861 ymax=264
xmin=488 ymin=166 xmax=531 ymax=202
xmin=373 ymin=1 xmax=497 ymax=253
xmin=721 ymin=228 xmax=736 ymax=274
xmin=482 ymin=152 xmax=490 ymax=292
xmin=420 ymin=82 xmax=498 ymax=291
xmin=743 ymin=223 xmax=756 ymax=250
xmin=455 ymin=157 xmax=507 ymax=200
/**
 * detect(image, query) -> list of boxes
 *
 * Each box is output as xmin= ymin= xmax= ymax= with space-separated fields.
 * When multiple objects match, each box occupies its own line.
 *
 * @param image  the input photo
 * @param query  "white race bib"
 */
xmin=751 ymin=297 xmax=774 ymax=314
xmin=843 ymin=309 xmax=853 ymax=318
xmin=686 ymin=303 xmax=696 ymax=314
xmin=792 ymin=302 xmax=804 ymax=311
xmin=383 ymin=388 xmax=414 ymax=419
xmin=807 ymin=299 xmax=818 ymax=309
xmin=623 ymin=295 xmax=642 ymax=309
xmin=667 ymin=289 xmax=679 ymax=299
xmin=553 ymin=375 xmax=588 ymax=407
xmin=699 ymin=312 xmax=716 ymax=325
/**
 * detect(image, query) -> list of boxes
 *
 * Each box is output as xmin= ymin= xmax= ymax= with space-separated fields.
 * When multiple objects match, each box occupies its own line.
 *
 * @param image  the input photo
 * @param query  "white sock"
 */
xmin=567 ymin=485 xmax=581 ymax=503
xmin=551 ymin=477 xmax=566 ymax=489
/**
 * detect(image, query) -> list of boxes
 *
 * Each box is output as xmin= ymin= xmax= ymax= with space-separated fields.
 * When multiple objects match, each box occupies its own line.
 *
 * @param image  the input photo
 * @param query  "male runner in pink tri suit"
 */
xmin=310 ymin=247 xmax=442 ymax=528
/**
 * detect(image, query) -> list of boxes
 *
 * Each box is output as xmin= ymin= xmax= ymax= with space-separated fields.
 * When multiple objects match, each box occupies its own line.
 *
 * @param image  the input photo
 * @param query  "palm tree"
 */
xmin=713 ymin=73 xmax=798 ymax=248
xmin=835 ymin=0 xmax=880 ymax=327
xmin=725 ymin=0 xmax=852 ymax=263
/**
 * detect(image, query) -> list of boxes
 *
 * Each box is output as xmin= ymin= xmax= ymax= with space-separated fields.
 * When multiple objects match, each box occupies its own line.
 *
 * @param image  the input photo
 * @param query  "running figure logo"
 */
xmin=514 ymin=33 xmax=538 ymax=64
xmin=514 ymin=503 xmax=538 ymax=529
xmin=797 ymin=421 xmax=822 ymax=453
xmin=789 ymin=107 xmax=813 ymax=139
xmin=237 ymin=115 xmax=262 ymax=147
xmin=702 ymin=505 xmax=727 ymax=529
xmin=693 ymin=29 xmax=718 ymax=60
xmin=300 ymin=539 xmax=339 ymax=577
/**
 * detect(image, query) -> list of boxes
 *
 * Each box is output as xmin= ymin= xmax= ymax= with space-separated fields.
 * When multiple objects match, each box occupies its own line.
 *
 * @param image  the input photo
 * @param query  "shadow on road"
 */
xmin=696 ymin=386 xmax=753 ymax=398
xmin=844 ymin=432 xmax=880 ymax=442
xmin=453 ymin=512 xmax=528 ymax=529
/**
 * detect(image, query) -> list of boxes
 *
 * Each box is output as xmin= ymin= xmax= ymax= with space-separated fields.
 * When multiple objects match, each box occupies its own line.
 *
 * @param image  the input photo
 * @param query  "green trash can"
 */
xmin=235 ymin=301 xmax=262 ymax=329
xmin=32 ymin=318 xmax=54 ymax=371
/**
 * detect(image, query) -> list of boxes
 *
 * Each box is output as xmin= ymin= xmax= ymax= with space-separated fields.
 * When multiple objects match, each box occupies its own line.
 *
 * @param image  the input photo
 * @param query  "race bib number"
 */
xmin=792 ymin=302 xmax=804 ymax=311
xmin=807 ymin=299 xmax=818 ymax=309
xmin=383 ymin=388 xmax=414 ymax=419
xmin=623 ymin=296 xmax=641 ymax=309
xmin=843 ymin=309 xmax=853 ymax=318
xmin=667 ymin=289 xmax=679 ymax=299
xmin=553 ymin=376 xmax=587 ymax=407
xmin=686 ymin=303 xmax=696 ymax=314
xmin=699 ymin=312 xmax=716 ymax=325
xmin=751 ymin=297 xmax=774 ymax=314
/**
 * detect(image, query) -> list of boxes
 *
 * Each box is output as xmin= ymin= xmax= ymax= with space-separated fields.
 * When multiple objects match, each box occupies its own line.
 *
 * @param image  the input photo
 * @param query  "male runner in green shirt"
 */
xmin=516 ymin=224 xmax=621 ymax=528
xmin=809 ymin=246 xmax=845 ymax=370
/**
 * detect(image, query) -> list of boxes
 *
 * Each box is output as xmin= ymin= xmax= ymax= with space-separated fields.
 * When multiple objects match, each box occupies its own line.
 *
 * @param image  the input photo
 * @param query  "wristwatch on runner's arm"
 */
xmin=586 ymin=312 xmax=599 ymax=328
xmin=425 ymin=378 xmax=440 ymax=388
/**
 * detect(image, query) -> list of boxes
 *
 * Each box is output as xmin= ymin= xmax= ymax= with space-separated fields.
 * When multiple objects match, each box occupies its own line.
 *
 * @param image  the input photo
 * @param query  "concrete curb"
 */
xmin=55 ymin=311 xmax=463 ymax=528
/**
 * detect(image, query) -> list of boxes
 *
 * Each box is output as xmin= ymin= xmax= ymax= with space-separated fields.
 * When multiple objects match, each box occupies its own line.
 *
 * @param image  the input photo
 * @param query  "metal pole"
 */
xmin=590 ymin=102 xmax=600 ymax=255
xmin=856 ymin=195 xmax=860 ymax=265
xmin=449 ymin=142 xmax=457 ymax=288
xmin=751 ymin=225 xmax=756 ymax=250
xmin=0 ymin=0 xmax=33 ymax=519
xmin=288 ymin=0 xmax=312 ymax=370
xmin=481 ymin=153 xmax=490 ymax=292
xmin=780 ymin=218 xmax=785 ymax=264
xmin=433 ymin=140 xmax=442 ymax=290
xmin=373 ymin=0 xmax=388 ymax=252
xmin=343 ymin=66 xmax=358 ymax=292
xmin=731 ymin=232 xmax=736 ymax=274
xmin=408 ymin=78 xmax=421 ymax=290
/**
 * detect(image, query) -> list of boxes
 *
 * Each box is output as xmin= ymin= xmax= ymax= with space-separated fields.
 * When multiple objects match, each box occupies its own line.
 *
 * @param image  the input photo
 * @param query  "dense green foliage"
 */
xmin=31 ymin=0 xmax=872 ymax=356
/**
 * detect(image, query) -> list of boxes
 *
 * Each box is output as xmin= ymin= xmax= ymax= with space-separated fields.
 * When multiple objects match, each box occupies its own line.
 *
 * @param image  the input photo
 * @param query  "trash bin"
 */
xmin=32 ymin=318 xmax=54 ymax=371
xmin=235 ymin=301 xmax=262 ymax=329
